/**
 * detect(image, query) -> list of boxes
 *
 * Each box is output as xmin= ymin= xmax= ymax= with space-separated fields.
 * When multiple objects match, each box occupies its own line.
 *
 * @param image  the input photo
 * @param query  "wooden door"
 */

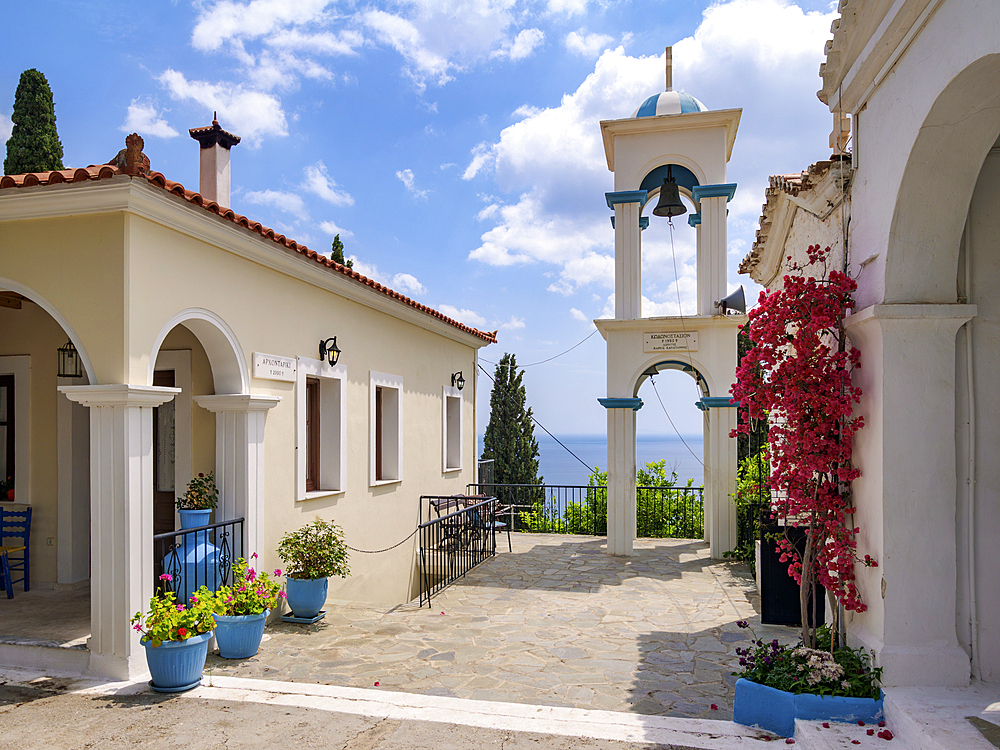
xmin=152 ymin=370 xmax=176 ymax=536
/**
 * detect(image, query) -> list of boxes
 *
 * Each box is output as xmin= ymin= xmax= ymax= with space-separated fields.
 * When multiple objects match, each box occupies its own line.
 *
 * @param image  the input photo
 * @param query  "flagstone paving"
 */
xmin=204 ymin=533 xmax=799 ymax=720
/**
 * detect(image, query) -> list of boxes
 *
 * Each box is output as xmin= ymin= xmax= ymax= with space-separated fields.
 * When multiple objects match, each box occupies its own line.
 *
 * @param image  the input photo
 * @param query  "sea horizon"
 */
xmin=478 ymin=433 xmax=705 ymax=488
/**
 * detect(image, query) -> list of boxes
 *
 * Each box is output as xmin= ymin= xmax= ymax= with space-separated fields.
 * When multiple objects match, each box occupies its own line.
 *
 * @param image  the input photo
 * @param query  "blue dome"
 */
xmin=631 ymin=90 xmax=708 ymax=118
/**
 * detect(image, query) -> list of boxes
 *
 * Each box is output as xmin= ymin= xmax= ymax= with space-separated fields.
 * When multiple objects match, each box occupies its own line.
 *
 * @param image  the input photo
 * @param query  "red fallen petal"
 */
xmin=822 ymin=723 xmax=830 ymax=728
xmin=858 ymin=721 xmax=866 ymax=726
xmin=878 ymin=721 xmax=886 ymax=727
xmin=867 ymin=729 xmax=875 ymax=736
xmin=852 ymin=742 xmax=861 ymax=745
xmin=374 ymin=681 xmax=380 ymax=686
xmin=785 ymin=740 xmax=795 ymax=745
xmin=711 ymin=704 xmax=719 ymax=710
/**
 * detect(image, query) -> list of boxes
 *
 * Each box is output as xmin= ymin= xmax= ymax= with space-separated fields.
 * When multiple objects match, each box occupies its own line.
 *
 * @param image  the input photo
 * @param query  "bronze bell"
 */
xmin=652 ymin=165 xmax=687 ymax=218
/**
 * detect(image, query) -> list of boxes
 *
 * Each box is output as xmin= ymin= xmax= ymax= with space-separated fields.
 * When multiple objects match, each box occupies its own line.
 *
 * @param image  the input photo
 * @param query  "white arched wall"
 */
xmin=883 ymin=54 xmax=1000 ymax=304
xmin=147 ymin=308 xmax=249 ymax=395
xmin=845 ymin=56 xmax=1000 ymax=687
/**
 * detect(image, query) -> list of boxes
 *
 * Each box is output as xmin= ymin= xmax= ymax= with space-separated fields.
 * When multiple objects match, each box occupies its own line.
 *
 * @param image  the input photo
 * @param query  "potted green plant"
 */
xmin=277 ymin=519 xmax=350 ymax=621
xmin=131 ymin=575 xmax=216 ymax=692
xmin=172 ymin=472 xmax=221 ymax=602
xmin=211 ymin=554 xmax=284 ymax=658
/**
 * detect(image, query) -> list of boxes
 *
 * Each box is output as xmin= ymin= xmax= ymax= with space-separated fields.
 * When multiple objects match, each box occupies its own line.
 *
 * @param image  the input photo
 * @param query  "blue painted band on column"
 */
xmin=691 ymin=183 xmax=737 ymax=202
xmin=688 ymin=213 xmax=701 ymax=227
xmin=605 ymin=190 xmax=648 ymax=209
xmin=598 ymin=397 xmax=644 ymax=411
xmin=695 ymin=401 xmax=708 ymax=411
xmin=610 ymin=216 xmax=650 ymax=230
xmin=699 ymin=396 xmax=739 ymax=408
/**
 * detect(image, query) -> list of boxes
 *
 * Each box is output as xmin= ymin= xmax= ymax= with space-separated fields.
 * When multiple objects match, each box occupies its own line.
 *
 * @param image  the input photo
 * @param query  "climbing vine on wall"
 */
xmin=731 ymin=244 xmax=873 ymax=646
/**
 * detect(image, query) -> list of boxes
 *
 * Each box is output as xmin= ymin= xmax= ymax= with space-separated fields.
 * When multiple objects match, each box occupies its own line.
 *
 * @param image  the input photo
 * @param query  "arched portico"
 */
xmin=845 ymin=56 xmax=1000 ymax=687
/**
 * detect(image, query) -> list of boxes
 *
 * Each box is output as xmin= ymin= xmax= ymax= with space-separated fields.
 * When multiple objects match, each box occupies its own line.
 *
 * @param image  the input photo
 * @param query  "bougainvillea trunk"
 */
xmin=731 ymin=245 xmax=872 ymax=648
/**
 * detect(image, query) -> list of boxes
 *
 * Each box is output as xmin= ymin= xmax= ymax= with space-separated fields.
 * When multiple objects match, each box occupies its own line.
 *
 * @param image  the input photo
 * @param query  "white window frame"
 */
xmin=442 ymin=385 xmax=462 ymax=473
xmin=296 ymin=356 xmax=346 ymax=500
xmin=370 ymin=371 xmax=403 ymax=486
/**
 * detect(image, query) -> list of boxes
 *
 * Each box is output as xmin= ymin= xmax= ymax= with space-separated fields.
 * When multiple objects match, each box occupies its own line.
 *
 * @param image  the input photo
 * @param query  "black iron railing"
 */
xmin=636 ymin=485 xmax=705 ymax=538
xmin=153 ymin=517 xmax=244 ymax=600
xmin=467 ymin=483 xmax=704 ymax=539
xmin=418 ymin=496 xmax=498 ymax=606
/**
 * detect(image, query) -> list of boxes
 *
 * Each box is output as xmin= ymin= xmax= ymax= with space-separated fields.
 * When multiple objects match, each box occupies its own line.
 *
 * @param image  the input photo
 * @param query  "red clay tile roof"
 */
xmin=0 ymin=164 xmax=496 ymax=344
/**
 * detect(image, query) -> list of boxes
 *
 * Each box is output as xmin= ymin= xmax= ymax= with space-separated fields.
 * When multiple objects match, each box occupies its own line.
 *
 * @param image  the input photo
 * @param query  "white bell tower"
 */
xmin=595 ymin=48 xmax=745 ymax=558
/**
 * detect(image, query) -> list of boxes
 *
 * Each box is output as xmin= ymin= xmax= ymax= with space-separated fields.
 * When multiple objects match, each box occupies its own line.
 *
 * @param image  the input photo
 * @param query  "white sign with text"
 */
xmin=643 ymin=331 xmax=699 ymax=352
xmin=253 ymin=352 xmax=296 ymax=382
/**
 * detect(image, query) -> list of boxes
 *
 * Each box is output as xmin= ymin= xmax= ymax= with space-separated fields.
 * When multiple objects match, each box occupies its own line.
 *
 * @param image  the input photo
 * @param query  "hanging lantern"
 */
xmin=57 ymin=340 xmax=83 ymax=378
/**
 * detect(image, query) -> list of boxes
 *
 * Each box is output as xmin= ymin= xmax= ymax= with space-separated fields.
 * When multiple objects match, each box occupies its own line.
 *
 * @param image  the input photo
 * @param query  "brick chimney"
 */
xmin=188 ymin=113 xmax=241 ymax=207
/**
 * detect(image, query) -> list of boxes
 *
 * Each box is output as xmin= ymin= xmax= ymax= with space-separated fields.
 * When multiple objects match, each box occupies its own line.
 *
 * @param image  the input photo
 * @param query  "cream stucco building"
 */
xmin=0 ymin=126 xmax=494 ymax=680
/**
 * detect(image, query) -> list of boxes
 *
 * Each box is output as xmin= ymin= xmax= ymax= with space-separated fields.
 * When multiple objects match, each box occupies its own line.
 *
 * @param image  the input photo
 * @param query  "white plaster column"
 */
xmin=59 ymin=384 xmax=180 ymax=680
xmin=195 ymin=395 xmax=280 ymax=559
xmin=601 ymin=398 xmax=640 ymax=556
xmin=692 ymin=184 xmax=736 ymax=316
xmin=701 ymin=399 xmax=739 ymax=559
xmin=607 ymin=191 xmax=647 ymax=320
xmin=845 ymin=304 xmax=976 ymax=686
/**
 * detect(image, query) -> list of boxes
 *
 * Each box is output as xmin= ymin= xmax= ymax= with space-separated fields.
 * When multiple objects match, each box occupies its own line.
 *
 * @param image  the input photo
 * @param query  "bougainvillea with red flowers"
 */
xmin=731 ymin=244 xmax=871 ymax=646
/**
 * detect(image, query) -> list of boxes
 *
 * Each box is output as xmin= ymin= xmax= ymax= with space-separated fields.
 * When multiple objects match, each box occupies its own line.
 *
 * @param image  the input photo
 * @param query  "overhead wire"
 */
xmin=479 ymin=329 xmax=599 ymax=369
xmin=477 ymin=361 xmax=597 ymax=476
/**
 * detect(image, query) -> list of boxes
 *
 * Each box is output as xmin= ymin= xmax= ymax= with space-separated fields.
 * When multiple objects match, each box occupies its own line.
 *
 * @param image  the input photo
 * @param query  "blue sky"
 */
xmin=2 ymin=0 xmax=837 ymax=437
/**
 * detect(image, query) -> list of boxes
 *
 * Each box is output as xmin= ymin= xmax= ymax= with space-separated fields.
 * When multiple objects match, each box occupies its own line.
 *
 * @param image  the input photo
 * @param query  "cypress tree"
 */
xmin=480 ymin=353 xmax=542 ymax=485
xmin=330 ymin=234 xmax=353 ymax=268
xmin=4 ymin=68 xmax=64 ymax=175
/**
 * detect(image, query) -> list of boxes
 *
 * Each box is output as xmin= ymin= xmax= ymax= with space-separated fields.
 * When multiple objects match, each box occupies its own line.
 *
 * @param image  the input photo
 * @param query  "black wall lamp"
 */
xmin=319 ymin=337 xmax=342 ymax=366
xmin=57 ymin=340 xmax=83 ymax=378
xmin=451 ymin=371 xmax=465 ymax=391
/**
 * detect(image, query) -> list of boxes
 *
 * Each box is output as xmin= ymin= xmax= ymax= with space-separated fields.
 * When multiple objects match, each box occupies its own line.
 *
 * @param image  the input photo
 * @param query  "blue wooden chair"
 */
xmin=0 ymin=505 xmax=31 ymax=598
xmin=466 ymin=495 xmax=512 ymax=553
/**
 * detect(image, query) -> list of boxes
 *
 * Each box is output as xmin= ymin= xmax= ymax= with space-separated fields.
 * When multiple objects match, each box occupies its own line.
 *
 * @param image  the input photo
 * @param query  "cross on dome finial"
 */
xmin=665 ymin=46 xmax=673 ymax=91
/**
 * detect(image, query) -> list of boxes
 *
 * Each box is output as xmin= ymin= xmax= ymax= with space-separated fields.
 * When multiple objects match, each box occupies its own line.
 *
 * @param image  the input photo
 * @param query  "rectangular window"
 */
xmin=443 ymin=385 xmax=462 ymax=472
xmin=296 ymin=358 xmax=345 ymax=499
xmin=0 ymin=375 xmax=13 ymax=492
xmin=370 ymin=372 xmax=402 ymax=485
xmin=305 ymin=377 xmax=320 ymax=492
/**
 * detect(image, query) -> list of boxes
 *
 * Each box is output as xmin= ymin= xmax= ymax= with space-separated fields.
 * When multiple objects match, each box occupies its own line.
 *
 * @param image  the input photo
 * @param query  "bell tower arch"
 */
xmin=596 ymin=48 xmax=745 ymax=557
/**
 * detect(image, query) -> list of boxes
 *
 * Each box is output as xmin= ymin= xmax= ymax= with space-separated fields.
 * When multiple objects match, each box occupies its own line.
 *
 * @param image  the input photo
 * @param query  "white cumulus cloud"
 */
xmin=121 ymin=100 xmax=179 ymax=138
xmin=318 ymin=220 xmax=354 ymax=238
xmin=438 ymin=304 xmax=487 ymax=327
xmin=303 ymin=161 xmax=354 ymax=206
xmin=564 ymin=30 xmax=614 ymax=57
xmin=0 ymin=113 xmax=12 ymax=144
xmin=158 ymin=69 xmax=288 ymax=144
xmin=494 ymin=28 xmax=545 ymax=61
xmin=244 ymin=189 xmax=307 ymax=217
xmin=570 ymin=307 xmax=588 ymax=321
xmin=396 ymin=168 xmax=429 ymax=199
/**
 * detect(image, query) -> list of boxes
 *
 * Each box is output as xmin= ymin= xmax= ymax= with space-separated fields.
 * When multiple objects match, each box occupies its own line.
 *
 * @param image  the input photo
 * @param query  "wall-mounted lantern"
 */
xmin=451 ymin=371 xmax=465 ymax=391
xmin=319 ymin=337 xmax=341 ymax=366
xmin=57 ymin=340 xmax=83 ymax=378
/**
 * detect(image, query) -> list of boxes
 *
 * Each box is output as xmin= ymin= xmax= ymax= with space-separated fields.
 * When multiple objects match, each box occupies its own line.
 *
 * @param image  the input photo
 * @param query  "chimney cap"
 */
xmin=189 ymin=113 xmax=241 ymax=150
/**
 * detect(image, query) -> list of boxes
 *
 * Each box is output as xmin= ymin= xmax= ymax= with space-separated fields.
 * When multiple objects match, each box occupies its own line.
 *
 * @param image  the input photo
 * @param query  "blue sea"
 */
xmin=478 ymin=433 xmax=704 ymax=487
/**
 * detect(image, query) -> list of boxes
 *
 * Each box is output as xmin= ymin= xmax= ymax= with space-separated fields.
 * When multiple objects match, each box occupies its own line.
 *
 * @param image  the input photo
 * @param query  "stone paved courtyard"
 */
xmin=204 ymin=533 xmax=798 ymax=720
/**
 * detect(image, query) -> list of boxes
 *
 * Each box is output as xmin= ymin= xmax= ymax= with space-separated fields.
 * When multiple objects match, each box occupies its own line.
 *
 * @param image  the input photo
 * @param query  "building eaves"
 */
xmin=742 ymin=157 xmax=844 ymax=278
xmin=0 ymin=165 xmax=497 ymax=345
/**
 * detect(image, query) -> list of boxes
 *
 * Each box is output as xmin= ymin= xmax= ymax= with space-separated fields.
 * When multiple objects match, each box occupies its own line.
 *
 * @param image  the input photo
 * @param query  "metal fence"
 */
xmin=153 ymin=517 xmax=244 ymax=600
xmin=418 ymin=496 xmax=499 ymax=606
xmin=466 ymin=483 xmax=704 ymax=539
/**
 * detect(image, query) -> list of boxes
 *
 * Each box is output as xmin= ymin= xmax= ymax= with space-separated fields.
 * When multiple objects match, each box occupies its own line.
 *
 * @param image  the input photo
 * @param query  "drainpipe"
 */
xmin=963 ymin=218 xmax=980 ymax=680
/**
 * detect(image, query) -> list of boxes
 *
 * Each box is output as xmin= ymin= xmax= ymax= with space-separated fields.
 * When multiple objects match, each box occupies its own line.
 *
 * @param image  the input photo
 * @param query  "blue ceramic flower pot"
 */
xmin=733 ymin=678 xmax=884 ymax=737
xmin=168 ymin=509 xmax=220 ymax=604
xmin=214 ymin=610 xmax=269 ymax=659
xmin=285 ymin=577 xmax=328 ymax=619
xmin=143 ymin=630 xmax=213 ymax=693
